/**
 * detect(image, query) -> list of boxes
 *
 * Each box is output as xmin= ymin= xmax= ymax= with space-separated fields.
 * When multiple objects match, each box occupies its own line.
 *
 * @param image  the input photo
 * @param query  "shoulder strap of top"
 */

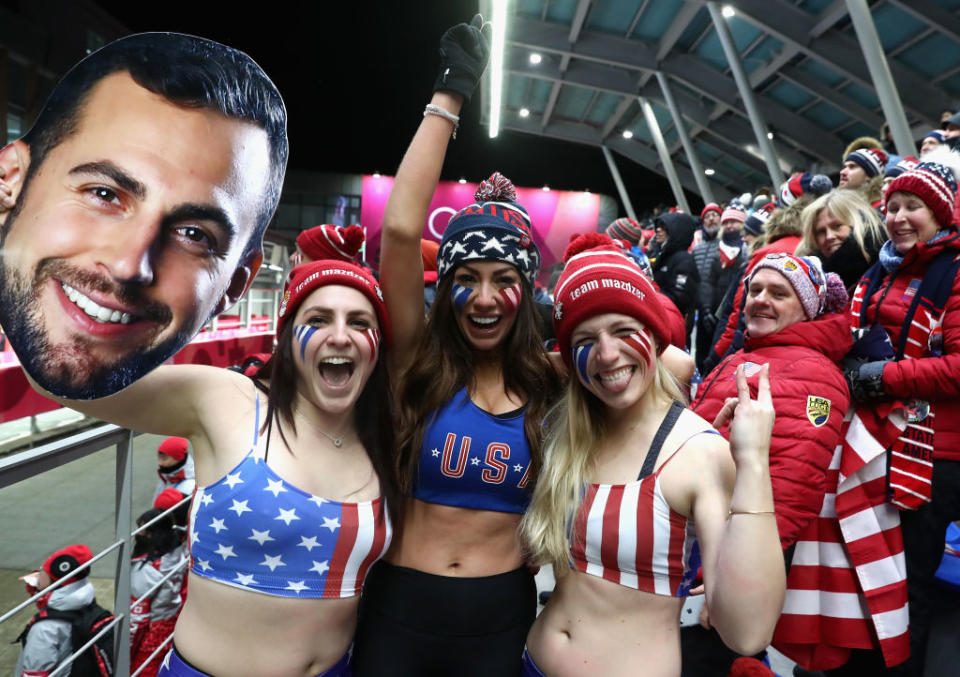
xmin=251 ymin=381 xmax=261 ymax=449
xmin=637 ymin=400 xmax=685 ymax=481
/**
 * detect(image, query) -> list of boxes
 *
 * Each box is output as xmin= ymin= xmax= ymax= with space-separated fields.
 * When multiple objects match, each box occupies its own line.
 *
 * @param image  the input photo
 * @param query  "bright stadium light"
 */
xmin=529 ymin=53 xmax=542 ymax=65
xmin=722 ymin=5 xmax=735 ymax=18
xmin=705 ymin=168 xmax=716 ymax=176
xmin=622 ymin=130 xmax=634 ymax=139
xmin=488 ymin=0 xmax=508 ymax=139
xmin=519 ymin=107 xmax=530 ymax=118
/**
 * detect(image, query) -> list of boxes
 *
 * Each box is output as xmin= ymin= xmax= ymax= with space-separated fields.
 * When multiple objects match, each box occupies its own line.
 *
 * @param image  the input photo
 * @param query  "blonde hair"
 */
xmin=797 ymin=190 xmax=885 ymax=260
xmin=519 ymin=359 xmax=686 ymax=571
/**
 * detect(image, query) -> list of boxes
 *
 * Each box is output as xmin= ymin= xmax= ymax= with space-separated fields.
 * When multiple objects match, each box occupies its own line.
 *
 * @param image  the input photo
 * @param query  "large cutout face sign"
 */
xmin=0 ymin=33 xmax=287 ymax=399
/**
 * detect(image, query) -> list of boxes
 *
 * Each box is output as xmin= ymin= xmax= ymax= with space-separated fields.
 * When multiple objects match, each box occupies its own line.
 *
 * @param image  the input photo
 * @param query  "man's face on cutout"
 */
xmin=0 ymin=72 xmax=271 ymax=398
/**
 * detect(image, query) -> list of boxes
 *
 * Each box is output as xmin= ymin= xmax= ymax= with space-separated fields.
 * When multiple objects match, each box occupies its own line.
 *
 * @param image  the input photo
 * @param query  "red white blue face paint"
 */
xmin=573 ymin=342 xmax=594 ymax=385
xmin=620 ymin=330 xmax=655 ymax=371
xmin=498 ymin=284 xmax=521 ymax=313
xmin=363 ymin=328 xmax=381 ymax=364
xmin=451 ymin=282 xmax=474 ymax=312
xmin=294 ymin=324 xmax=319 ymax=361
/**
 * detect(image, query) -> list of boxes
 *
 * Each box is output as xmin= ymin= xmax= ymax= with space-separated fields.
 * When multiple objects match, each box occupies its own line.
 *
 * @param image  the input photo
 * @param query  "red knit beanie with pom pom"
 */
xmin=553 ymin=233 xmax=669 ymax=365
xmin=296 ymin=224 xmax=365 ymax=263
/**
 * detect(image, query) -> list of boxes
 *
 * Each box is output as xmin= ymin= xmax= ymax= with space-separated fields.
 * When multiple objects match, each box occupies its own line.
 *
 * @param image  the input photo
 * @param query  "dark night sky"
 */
xmin=32 ymin=1 xmax=682 ymax=214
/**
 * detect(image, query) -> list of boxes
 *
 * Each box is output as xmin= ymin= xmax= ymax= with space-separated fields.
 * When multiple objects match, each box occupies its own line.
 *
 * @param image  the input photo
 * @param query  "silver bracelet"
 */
xmin=424 ymin=104 xmax=460 ymax=139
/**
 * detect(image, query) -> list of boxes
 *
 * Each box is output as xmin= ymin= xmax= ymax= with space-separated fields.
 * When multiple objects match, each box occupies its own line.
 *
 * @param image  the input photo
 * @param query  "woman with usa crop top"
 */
xmin=350 ymin=15 xmax=561 ymax=677
xmin=519 ymin=234 xmax=785 ymax=677
xmin=31 ymin=258 xmax=398 ymax=677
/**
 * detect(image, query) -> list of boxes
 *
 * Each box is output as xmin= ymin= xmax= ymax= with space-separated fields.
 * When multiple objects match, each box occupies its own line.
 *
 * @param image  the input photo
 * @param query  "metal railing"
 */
xmin=0 ymin=424 xmax=190 ymax=676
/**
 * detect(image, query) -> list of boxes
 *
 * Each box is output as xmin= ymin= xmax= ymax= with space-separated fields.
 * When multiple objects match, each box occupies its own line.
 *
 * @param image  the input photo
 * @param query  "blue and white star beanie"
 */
xmin=437 ymin=172 xmax=541 ymax=286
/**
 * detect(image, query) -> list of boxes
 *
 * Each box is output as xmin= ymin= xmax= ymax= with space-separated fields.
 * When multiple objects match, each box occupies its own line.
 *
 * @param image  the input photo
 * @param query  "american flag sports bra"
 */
xmin=188 ymin=389 xmax=392 ymax=598
xmin=569 ymin=401 xmax=714 ymax=597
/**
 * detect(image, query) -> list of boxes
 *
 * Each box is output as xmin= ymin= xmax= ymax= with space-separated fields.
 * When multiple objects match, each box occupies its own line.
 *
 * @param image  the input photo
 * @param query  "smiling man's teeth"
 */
xmin=61 ymin=283 xmax=132 ymax=324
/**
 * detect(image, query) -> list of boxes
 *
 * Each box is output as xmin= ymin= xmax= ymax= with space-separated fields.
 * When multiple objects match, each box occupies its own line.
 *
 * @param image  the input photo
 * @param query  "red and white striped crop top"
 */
xmin=569 ymin=401 xmax=713 ymax=597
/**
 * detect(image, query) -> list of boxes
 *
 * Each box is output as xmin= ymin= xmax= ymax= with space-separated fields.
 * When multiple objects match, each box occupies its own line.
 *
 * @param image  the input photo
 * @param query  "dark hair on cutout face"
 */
xmin=20 ymin=32 xmax=288 ymax=261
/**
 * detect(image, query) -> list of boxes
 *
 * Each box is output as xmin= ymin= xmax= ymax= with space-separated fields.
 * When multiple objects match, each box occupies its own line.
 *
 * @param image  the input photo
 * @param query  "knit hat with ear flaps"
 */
xmin=748 ymin=253 xmax=848 ymax=320
xmin=553 ymin=233 xmax=669 ymax=366
xmin=277 ymin=261 xmax=390 ymax=346
xmin=43 ymin=544 xmax=93 ymax=582
xmin=885 ymin=146 xmax=960 ymax=227
xmin=437 ymin=172 xmax=541 ymax=286
xmin=296 ymin=224 xmax=364 ymax=263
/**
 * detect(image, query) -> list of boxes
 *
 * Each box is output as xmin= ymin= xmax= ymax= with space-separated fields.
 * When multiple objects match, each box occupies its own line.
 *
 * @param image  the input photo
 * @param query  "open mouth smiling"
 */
xmin=60 ymin=282 xmax=137 ymax=325
xmin=318 ymin=356 xmax=355 ymax=386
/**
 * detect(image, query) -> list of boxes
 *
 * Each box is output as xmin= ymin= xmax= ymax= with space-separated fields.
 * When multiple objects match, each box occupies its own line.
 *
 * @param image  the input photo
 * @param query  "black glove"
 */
xmin=844 ymin=359 xmax=889 ymax=401
xmin=700 ymin=312 xmax=717 ymax=339
xmin=433 ymin=14 xmax=491 ymax=102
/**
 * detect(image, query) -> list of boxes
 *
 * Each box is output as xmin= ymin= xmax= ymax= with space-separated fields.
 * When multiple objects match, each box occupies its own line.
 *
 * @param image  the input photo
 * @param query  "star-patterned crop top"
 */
xmin=570 ymin=401 xmax=716 ymax=597
xmin=188 ymin=391 xmax=392 ymax=598
xmin=412 ymin=387 xmax=532 ymax=514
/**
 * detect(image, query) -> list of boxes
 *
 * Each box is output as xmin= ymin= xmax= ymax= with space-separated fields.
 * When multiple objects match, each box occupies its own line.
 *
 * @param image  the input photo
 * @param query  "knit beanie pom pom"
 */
xmin=823 ymin=272 xmax=849 ymax=315
xmin=564 ymin=232 xmax=615 ymax=262
xmin=475 ymin=171 xmax=518 ymax=202
xmin=810 ymin=174 xmax=834 ymax=196
xmin=341 ymin=224 xmax=365 ymax=253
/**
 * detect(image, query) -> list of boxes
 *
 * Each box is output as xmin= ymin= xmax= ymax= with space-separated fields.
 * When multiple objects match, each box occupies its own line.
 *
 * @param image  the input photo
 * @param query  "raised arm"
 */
xmin=694 ymin=364 xmax=785 ymax=655
xmin=380 ymin=16 xmax=490 ymax=373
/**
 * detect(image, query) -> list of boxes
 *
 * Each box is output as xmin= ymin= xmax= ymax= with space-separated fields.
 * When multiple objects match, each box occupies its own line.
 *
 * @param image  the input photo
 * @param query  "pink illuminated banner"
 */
xmin=361 ymin=175 xmax=601 ymax=279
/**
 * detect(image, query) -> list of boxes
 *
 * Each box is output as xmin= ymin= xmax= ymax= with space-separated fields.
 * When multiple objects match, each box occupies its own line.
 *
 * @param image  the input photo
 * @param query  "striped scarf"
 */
xmin=772 ymin=405 xmax=910 ymax=670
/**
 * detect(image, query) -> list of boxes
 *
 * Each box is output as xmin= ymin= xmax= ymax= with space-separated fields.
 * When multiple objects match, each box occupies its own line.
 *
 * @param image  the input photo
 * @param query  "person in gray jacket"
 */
xmin=15 ymin=545 xmax=97 ymax=677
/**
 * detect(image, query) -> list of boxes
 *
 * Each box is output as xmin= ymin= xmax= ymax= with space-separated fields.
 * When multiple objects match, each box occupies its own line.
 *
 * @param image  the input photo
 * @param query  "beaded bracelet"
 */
xmin=424 ymin=103 xmax=460 ymax=139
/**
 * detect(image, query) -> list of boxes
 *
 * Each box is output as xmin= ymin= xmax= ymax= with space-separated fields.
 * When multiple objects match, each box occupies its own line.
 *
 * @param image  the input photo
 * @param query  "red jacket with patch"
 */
xmin=861 ymin=232 xmax=960 ymax=462
xmin=693 ymin=311 xmax=852 ymax=549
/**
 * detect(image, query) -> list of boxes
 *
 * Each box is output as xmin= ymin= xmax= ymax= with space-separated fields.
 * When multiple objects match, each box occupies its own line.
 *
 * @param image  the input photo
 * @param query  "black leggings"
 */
xmin=352 ymin=561 xmax=536 ymax=677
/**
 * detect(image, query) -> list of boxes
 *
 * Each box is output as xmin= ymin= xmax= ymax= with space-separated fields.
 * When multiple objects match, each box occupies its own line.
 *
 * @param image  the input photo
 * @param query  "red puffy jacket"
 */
xmin=861 ymin=231 xmax=960 ymax=462
xmin=693 ymin=311 xmax=852 ymax=549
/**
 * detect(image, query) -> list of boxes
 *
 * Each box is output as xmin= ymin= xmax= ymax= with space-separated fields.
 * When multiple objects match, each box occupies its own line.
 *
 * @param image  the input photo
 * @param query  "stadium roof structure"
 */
xmin=478 ymin=0 xmax=960 ymax=208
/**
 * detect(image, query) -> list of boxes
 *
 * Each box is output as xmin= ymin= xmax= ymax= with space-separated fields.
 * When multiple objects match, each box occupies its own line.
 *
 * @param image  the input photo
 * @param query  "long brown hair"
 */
xmin=394 ymin=273 xmax=562 ymax=495
xmin=254 ymin=320 xmax=399 ymax=524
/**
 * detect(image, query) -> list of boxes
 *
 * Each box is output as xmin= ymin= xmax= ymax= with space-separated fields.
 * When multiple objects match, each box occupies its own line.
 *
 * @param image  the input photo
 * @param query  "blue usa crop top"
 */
xmin=188 ymin=391 xmax=392 ymax=598
xmin=412 ymin=387 xmax=531 ymax=514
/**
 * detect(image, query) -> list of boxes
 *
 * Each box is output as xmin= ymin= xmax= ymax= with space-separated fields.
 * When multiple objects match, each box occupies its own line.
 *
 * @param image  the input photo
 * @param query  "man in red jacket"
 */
xmin=682 ymin=253 xmax=851 ymax=677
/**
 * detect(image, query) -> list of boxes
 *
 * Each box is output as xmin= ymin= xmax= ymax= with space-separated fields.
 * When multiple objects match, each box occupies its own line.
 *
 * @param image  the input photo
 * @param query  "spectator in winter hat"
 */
xmin=839 ymin=148 xmax=887 ymax=190
xmin=921 ymin=130 xmax=945 ymax=156
xmin=689 ymin=253 xmax=851 ymax=676
xmin=153 ymin=436 xmax=196 ymax=500
xmin=520 ymin=232 xmax=783 ymax=677
xmin=15 ymin=544 xmax=99 ymax=677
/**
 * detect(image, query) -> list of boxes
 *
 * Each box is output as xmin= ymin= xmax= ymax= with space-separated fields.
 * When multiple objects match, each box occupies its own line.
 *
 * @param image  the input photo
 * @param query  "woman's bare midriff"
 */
xmin=173 ymin=575 xmax=358 ymax=676
xmin=387 ymin=498 xmax=525 ymax=576
xmin=526 ymin=570 xmax=684 ymax=677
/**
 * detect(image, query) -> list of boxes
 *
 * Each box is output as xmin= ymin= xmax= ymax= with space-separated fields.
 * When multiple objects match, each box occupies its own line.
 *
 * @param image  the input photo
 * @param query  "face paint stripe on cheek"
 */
xmin=573 ymin=343 xmax=593 ymax=384
xmin=294 ymin=324 xmax=319 ymax=362
xmin=451 ymin=283 xmax=473 ymax=312
xmin=498 ymin=284 xmax=521 ymax=313
xmin=363 ymin=328 xmax=381 ymax=364
xmin=621 ymin=331 xmax=654 ymax=369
